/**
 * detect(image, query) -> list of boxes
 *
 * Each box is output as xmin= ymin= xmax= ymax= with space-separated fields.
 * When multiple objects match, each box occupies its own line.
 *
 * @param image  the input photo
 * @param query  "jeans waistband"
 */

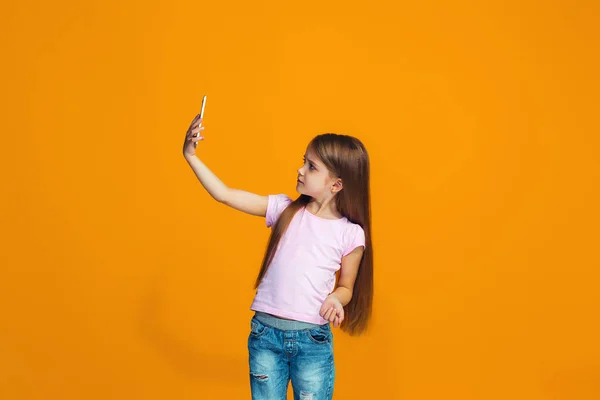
xmin=253 ymin=311 xmax=326 ymax=331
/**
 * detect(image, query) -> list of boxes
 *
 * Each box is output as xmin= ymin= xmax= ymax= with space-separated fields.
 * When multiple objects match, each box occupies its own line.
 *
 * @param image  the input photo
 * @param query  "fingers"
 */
xmin=188 ymin=128 xmax=205 ymax=141
xmin=190 ymin=114 xmax=203 ymax=125
xmin=188 ymin=122 xmax=205 ymax=140
xmin=189 ymin=123 xmax=204 ymax=133
xmin=333 ymin=311 xmax=345 ymax=327
xmin=319 ymin=305 xmax=329 ymax=318
xmin=190 ymin=126 xmax=205 ymax=137
xmin=323 ymin=307 xmax=335 ymax=320
xmin=323 ymin=307 xmax=341 ymax=322
xmin=319 ymin=307 xmax=327 ymax=319
xmin=330 ymin=308 xmax=344 ymax=324
xmin=188 ymin=116 xmax=203 ymax=132
xmin=329 ymin=310 xmax=337 ymax=322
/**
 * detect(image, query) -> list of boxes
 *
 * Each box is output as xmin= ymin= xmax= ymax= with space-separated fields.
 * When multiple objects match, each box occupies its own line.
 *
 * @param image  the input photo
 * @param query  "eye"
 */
xmin=303 ymin=158 xmax=315 ymax=170
xmin=303 ymin=157 xmax=316 ymax=171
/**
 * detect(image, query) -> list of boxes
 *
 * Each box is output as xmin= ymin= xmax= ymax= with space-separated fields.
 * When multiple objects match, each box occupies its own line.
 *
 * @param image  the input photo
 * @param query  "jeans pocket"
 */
xmin=306 ymin=326 xmax=332 ymax=344
xmin=250 ymin=317 xmax=269 ymax=338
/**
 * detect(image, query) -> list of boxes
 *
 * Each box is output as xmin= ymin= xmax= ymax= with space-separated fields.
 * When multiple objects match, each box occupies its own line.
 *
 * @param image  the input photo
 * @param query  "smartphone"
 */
xmin=195 ymin=95 xmax=207 ymax=147
xmin=200 ymin=95 xmax=207 ymax=120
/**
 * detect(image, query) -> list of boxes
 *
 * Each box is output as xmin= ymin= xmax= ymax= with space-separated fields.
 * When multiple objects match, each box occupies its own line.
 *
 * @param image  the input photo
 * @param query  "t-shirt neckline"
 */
xmin=303 ymin=206 xmax=346 ymax=222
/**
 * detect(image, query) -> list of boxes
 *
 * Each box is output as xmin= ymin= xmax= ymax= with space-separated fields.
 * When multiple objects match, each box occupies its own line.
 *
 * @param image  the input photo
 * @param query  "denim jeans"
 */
xmin=248 ymin=313 xmax=335 ymax=399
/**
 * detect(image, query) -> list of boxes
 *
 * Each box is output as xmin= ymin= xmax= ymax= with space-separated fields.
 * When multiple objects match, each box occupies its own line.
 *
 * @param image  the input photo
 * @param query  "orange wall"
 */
xmin=2 ymin=1 xmax=599 ymax=399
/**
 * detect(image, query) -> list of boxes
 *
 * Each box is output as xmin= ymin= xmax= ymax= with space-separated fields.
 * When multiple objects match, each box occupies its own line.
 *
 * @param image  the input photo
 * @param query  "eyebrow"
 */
xmin=303 ymin=154 xmax=319 ymax=166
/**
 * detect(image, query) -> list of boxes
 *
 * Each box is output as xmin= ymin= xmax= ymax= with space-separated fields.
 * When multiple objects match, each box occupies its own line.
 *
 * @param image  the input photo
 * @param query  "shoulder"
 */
xmin=341 ymin=221 xmax=366 ymax=257
xmin=342 ymin=220 xmax=365 ymax=235
xmin=266 ymin=194 xmax=294 ymax=227
xmin=267 ymin=194 xmax=293 ymax=213
xmin=268 ymin=193 xmax=293 ymax=206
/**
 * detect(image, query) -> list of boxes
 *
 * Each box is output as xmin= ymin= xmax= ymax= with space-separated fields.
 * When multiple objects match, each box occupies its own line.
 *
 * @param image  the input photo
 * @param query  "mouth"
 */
xmin=297 ymin=179 xmax=304 ymax=184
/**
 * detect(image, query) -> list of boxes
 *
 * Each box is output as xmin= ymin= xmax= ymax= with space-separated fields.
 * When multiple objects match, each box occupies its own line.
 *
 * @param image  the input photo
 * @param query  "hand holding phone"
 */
xmin=183 ymin=95 xmax=207 ymax=157
xmin=194 ymin=95 xmax=207 ymax=148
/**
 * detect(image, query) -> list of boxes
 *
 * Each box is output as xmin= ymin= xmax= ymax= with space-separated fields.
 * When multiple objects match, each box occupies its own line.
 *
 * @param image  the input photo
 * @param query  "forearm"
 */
xmin=184 ymin=155 xmax=229 ymax=202
xmin=330 ymin=286 xmax=353 ymax=307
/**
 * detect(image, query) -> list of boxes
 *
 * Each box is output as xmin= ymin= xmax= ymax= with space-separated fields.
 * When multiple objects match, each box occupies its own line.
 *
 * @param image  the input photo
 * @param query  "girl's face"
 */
xmin=296 ymin=149 xmax=339 ymax=197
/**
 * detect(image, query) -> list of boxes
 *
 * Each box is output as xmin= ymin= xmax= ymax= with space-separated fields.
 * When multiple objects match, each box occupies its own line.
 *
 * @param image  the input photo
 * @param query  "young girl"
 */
xmin=183 ymin=114 xmax=374 ymax=399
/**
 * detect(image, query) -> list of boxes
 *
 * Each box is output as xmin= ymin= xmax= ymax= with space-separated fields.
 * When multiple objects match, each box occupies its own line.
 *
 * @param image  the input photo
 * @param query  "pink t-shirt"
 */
xmin=250 ymin=194 xmax=366 ymax=325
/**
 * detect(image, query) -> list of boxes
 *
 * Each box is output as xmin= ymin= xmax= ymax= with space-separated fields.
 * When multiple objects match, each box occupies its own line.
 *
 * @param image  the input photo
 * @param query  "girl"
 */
xmin=183 ymin=114 xmax=374 ymax=399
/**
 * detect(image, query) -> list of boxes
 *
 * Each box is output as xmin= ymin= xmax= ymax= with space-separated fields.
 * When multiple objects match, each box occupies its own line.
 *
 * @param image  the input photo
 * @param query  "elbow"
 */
xmin=216 ymin=187 xmax=230 ymax=204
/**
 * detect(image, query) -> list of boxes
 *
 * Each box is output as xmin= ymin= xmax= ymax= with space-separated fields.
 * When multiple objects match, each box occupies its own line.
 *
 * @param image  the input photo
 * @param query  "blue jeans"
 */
xmin=248 ymin=313 xmax=335 ymax=399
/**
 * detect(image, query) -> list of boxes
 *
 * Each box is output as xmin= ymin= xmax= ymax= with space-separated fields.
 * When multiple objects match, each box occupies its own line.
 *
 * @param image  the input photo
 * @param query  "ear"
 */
xmin=331 ymin=178 xmax=343 ymax=193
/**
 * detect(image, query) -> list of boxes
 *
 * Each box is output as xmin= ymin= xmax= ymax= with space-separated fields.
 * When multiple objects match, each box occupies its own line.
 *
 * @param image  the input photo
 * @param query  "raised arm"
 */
xmin=182 ymin=114 xmax=268 ymax=217
xmin=221 ymin=187 xmax=269 ymax=217
xmin=184 ymin=156 xmax=268 ymax=217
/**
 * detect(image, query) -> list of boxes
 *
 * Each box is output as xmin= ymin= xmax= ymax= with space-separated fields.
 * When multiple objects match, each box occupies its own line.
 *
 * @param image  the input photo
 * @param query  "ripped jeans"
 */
xmin=248 ymin=312 xmax=335 ymax=400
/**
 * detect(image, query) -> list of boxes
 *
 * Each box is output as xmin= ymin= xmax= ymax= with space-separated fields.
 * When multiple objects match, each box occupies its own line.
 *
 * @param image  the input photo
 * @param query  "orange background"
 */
xmin=2 ymin=0 xmax=599 ymax=399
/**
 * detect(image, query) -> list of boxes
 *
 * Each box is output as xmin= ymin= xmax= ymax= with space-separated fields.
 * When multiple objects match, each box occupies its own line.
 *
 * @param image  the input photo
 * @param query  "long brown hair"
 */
xmin=254 ymin=133 xmax=374 ymax=336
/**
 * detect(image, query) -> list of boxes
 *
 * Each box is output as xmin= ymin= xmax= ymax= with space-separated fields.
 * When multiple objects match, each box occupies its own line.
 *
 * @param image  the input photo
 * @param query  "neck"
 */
xmin=306 ymin=196 xmax=342 ymax=219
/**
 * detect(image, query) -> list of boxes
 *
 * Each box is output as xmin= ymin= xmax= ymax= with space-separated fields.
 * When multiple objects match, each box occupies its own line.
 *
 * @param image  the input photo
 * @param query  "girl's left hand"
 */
xmin=320 ymin=294 xmax=344 ymax=328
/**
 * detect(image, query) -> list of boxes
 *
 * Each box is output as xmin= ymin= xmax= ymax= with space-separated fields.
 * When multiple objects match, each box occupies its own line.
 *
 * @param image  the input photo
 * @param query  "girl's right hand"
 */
xmin=183 ymin=114 xmax=205 ymax=158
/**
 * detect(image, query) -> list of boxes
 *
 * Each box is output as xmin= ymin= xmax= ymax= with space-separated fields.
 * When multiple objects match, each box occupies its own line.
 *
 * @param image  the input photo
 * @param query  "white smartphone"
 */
xmin=195 ymin=95 xmax=207 ymax=147
xmin=200 ymin=95 xmax=207 ymax=120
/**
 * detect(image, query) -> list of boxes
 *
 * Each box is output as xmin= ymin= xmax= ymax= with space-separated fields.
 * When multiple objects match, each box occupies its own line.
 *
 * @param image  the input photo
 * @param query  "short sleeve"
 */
xmin=342 ymin=224 xmax=366 ymax=257
xmin=265 ymin=194 xmax=293 ymax=228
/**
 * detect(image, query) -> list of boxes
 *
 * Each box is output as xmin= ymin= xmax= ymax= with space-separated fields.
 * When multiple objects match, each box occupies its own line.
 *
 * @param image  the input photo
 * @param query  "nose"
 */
xmin=297 ymin=166 xmax=304 ymax=176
